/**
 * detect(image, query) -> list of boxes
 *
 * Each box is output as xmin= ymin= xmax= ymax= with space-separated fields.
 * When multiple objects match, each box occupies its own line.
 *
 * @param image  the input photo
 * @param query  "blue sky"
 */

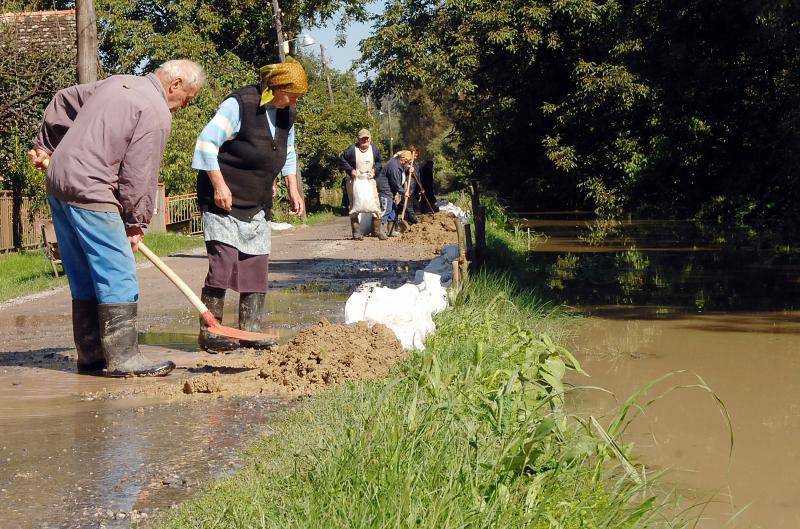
xmin=301 ymin=4 xmax=381 ymax=80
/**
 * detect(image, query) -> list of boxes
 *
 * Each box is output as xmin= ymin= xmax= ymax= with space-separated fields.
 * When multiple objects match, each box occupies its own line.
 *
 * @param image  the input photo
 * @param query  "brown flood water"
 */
xmin=0 ymin=290 xmax=346 ymax=529
xmin=524 ymin=213 xmax=800 ymax=528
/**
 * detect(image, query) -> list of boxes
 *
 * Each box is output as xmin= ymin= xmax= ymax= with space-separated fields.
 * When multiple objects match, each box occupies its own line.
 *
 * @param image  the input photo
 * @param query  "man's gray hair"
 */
xmin=154 ymin=59 xmax=206 ymax=89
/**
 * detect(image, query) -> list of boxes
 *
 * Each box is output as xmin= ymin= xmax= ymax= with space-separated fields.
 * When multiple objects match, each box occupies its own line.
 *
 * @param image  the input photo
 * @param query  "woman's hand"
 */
xmin=206 ymin=170 xmax=232 ymax=211
xmin=213 ymin=182 xmax=233 ymax=211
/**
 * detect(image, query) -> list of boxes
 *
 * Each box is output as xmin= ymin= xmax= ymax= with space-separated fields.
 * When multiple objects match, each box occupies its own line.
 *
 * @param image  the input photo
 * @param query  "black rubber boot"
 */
xmin=238 ymin=292 xmax=277 ymax=349
xmin=198 ymin=286 xmax=241 ymax=353
xmin=372 ymin=217 xmax=387 ymax=240
xmin=98 ymin=303 xmax=175 ymax=377
xmin=72 ymin=299 xmax=105 ymax=374
xmin=350 ymin=214 xmax=363 ymax=240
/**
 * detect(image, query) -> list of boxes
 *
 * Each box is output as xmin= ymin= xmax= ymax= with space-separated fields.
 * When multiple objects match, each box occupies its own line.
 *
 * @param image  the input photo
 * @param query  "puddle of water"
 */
xmin=0 ymin=395 xmax=289 ymax=529
xmin=529 ymin=213 xmax=800 ymax=528
xmin=0 ymin=288 xmax=347 ymax=528
xmin=139 ymin=289 xmax=348 ymax=350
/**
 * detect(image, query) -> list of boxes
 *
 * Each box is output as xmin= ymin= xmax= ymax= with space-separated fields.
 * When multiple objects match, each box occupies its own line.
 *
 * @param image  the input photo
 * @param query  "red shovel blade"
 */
xmin=201 ymin=311 xmax=278 ymax=342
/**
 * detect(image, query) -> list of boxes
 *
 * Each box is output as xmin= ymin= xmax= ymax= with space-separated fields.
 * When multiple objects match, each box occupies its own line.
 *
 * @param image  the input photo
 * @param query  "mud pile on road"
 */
xmin=398 ymin=212 xmax=459 ymax=246
xmin=182 ymin=319 xmax=405 ymax=397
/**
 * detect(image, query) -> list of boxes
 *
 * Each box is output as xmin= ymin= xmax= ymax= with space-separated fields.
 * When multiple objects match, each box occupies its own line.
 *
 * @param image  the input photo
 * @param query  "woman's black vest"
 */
xmin=197 ymin=84 xmax=296 ymax=220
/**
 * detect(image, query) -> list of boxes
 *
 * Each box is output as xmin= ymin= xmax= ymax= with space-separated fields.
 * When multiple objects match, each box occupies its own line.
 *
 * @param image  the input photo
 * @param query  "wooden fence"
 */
xmin=165 ymin=192 xmax=202 ymax=234
xmin=0 ymin=191 xmax=49 ymax=252
xmin=0 ymin=189 xmax=202 ymax=252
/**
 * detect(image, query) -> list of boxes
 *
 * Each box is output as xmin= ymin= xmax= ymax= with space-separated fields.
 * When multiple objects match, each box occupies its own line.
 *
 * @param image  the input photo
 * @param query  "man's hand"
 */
xmin=286 ymin=174 xmax=305 ymax=216
xmin=27 ymin=148 xmax=50 ymax=171
xmin=369 ymin=168 xmax=375 ymax=178
xmin=351 ymin=169 xmax=358 ymax=179
xmin=126 ymin=226 xmax=145 ymax=252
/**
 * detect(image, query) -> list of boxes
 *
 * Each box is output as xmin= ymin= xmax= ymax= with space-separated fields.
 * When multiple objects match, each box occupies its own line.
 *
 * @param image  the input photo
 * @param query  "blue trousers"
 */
xmin=47 ymin=196 xmax=139 ymax=303
xmin=380 ymin=196 xmax=397 ymax=225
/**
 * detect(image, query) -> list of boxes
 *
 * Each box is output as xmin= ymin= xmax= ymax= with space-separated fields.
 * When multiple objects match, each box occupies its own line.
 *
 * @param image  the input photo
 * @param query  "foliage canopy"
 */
xmin=362 ymin=0 xmax=800 ymax=233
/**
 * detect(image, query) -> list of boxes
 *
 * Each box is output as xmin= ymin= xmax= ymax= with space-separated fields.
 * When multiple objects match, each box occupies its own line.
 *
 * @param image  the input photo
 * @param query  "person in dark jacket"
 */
xmin=399 ymin=146 xmax=420 ymax=225
xmin=193 ymin=59 xmax=307 ymax=352
xmin=338 ymin=129 xmax=384 ymax=239
xmin=376 ymin=150 xmax=411 ymax=234
xmin=417 ymin=159 xmax=438 ymax=213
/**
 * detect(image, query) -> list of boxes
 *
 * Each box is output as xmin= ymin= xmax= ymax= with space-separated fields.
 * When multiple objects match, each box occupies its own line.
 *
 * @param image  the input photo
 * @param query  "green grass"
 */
xmin=0 ymin=250 xmax=68 ymax=302
xmin=272 ymin=207 xmax=337 ymax=226
xmin=154 ymin=222 xmax=683 ymax=528
xmin=135 ymin=231 xmax=204 ymax=262
xmin=0 ymin=232 xmax=203 ymax=303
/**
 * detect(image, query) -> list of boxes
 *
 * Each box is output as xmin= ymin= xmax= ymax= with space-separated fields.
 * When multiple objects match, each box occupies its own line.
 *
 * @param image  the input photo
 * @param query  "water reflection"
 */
xmin=523 ymin=214 xmax=800 ymax=311
xmin=528 ymin=213 xmax=800 ymax=528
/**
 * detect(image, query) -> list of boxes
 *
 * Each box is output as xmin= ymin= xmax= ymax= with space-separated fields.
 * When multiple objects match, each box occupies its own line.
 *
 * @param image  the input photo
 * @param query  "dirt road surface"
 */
xmin=0 ymin=215 xmax=454 ymax=529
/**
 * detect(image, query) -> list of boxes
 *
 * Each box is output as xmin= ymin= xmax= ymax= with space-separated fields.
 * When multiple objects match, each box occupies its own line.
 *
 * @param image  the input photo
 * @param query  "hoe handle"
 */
xmin=137 ymin=241 xmax=209 ymax=316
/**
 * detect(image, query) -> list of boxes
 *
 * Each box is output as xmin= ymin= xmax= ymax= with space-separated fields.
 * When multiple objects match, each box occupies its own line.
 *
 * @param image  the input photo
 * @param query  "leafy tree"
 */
xmin=295 ymin=54 xmax=376 ymax=207
xmin=361 ymin=0 xmax=800 ymax=237
xmin=0 ymin=1 xmax=75 ymax=195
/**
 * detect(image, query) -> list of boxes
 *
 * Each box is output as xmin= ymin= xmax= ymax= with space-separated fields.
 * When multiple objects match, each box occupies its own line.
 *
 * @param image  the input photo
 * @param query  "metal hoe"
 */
xmin=137 ymin=242 xmax=278 ymax=342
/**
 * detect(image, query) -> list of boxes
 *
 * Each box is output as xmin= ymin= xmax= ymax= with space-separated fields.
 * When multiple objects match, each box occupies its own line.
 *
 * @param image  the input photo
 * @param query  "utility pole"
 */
xmin=76 ymin=0 xmax=98 ymax=83
xmin=387 ymin=99 xmax=394 ymax=156
xmin=319 ymin=44 xmax=335 ymax=106
xmin=271 ymin=0 xmax=285 ymax=62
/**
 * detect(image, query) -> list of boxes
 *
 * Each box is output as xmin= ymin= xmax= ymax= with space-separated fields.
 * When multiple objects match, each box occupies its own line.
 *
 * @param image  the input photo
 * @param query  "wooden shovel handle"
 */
xmin=137 ymin=241 xmax=210 ymax=315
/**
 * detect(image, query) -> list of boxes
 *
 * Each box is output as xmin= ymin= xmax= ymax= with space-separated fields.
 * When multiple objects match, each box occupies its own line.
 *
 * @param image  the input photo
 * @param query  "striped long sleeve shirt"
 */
xmin=191 ymin=97 xmax=296 ymax=175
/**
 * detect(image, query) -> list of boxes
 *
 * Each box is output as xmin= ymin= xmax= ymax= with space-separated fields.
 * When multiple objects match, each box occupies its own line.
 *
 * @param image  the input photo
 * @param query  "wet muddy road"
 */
xmin=524 ymin=213 xmax=800 ymax=529
xmin=0 ymin=217 xmax=442 ymax=528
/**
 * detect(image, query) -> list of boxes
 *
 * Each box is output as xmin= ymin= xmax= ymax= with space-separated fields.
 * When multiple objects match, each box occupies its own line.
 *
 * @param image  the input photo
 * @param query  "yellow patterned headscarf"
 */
xmin=258 ymin=57 xmax=309 ymax=106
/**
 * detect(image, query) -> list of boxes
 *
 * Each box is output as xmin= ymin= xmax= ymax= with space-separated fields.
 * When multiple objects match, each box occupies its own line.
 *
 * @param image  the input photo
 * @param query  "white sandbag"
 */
xmin=344 ymin=247 xmax=454 ymax=350
xmin=350 ymin=175 xmax=381 ymax=215
xmin=358 ymin=213 xmax=373 ymax=235
xmin=436 ymin=201 xmax=470 ymax=224
xmin=345 ymin=281 xmax=381 ymax=323
xmin=268 ymin=221 xmax=294 ymax=231
xmin=363 ymin=284 xmax=435 ymax=350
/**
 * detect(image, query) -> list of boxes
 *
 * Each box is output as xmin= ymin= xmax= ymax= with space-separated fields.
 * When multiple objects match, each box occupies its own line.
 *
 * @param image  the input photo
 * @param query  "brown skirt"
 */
xmin=204 ymin=241 xmax=269 ymax=293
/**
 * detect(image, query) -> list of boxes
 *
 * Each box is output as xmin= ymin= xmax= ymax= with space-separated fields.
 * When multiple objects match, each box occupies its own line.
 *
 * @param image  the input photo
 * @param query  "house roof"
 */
xmin=0 ymin=9 xmax=76 ymax=51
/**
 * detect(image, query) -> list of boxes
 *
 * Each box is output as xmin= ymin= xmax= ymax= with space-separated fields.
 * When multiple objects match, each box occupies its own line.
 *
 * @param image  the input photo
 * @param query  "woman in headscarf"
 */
xmin=192 ymin=59 xmax=307 ymax=352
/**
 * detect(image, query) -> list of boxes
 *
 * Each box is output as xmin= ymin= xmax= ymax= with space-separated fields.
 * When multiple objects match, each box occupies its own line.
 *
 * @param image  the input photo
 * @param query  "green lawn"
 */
xmin=0 ymin=232 xmax=204 ymax=303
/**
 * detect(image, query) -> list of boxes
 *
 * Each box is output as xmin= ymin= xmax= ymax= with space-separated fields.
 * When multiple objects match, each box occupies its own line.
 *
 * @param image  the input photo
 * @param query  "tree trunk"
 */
xmin=11 ymin=175 xmax=22 ymax=250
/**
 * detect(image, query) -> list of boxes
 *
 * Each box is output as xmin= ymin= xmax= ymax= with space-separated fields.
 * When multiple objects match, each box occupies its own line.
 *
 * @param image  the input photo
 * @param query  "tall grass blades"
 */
xmin=157 ymin=273 xmax=682 ymax=529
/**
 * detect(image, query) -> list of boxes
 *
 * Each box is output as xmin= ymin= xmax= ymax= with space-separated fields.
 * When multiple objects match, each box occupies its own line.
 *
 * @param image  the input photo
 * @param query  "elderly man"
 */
xmin=376 ymin=150 xmax=412 ymax=235
xmin=28 ymin=59 xmax=205 ymax=377
xmin=193 ymin=60 xmax=307 ymax=353
xmin=338 ymin=129 xmax=384 ymax=240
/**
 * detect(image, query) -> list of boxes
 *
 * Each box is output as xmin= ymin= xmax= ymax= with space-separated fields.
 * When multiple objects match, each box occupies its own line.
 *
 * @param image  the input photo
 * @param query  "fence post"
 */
xmin=469 ymin=179 xmax=486 ymax=269
xmin=11 ymin=175 xmax=22 ymax=250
